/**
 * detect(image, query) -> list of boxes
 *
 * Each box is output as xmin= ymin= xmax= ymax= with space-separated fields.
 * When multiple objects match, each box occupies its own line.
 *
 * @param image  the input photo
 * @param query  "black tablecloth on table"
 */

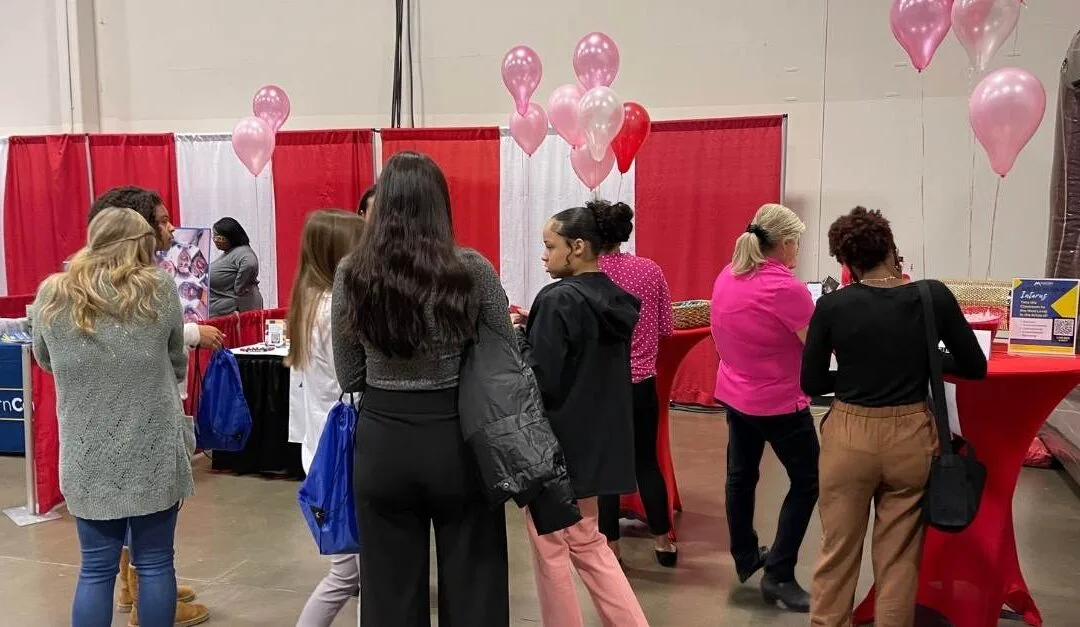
xmin=210 ymin=353 xmax=303 ymax=478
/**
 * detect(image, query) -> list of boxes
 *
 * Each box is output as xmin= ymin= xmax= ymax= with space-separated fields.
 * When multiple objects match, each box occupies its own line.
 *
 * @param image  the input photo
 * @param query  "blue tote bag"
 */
xmin=195 ymin=350 xmax=252 ymax=452
xmin=297 ymin=395 xmax=361 ymax=555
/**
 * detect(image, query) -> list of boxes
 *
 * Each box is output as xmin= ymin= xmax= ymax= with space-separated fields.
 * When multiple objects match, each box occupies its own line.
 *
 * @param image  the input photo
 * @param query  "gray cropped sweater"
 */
xmin=31 ymin=269 xmax=195 ymax=520
xmin=331 ymin=248 xmax=516 ymax=392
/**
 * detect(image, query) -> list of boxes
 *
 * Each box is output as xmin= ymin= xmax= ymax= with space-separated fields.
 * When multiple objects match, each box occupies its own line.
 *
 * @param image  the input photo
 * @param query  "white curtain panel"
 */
xmin=499 ymin=130 xmax=635 ymax=310
xmin=175 ymin=134 xmax=279 ymax=308
xmin=0 ymin=137 xmax=8 ymax=296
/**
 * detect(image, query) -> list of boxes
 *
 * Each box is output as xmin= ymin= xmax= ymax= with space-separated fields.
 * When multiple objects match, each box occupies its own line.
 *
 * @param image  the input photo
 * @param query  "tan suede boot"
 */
xmin=117 ymin=548 xmax=196 ymax=612
xmin=127 ymin=563 xmax=210 ymax=627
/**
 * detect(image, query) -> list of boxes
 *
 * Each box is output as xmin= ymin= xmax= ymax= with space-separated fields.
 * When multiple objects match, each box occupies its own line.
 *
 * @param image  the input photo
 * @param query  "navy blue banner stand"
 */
xmin=0 ymin=342 xmax=27 ymax=453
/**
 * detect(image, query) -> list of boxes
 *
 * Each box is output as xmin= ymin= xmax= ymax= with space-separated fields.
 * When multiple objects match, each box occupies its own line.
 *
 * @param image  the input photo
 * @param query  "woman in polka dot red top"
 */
xmin=593 ymin=200 xmax=678 ymax=567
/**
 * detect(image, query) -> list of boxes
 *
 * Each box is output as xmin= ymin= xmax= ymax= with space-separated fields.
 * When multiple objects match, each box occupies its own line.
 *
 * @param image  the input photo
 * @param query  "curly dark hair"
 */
xmin=340 ymin=151 xmax=474 ymax=359
xmin=88 ymin=186 xmax=163 ymax=226
xmin=551 ymin=199 xmax=634 ymax=256
xmin=827 ymin=206 xmax=896 ymax=274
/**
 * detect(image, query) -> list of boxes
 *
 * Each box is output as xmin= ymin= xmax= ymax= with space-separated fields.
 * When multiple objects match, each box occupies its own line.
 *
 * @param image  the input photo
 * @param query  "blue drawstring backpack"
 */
xmin=195 ymin=350 xmax=252 ymax=452
xmin=297 ymin=395 xmax=361 ymax=555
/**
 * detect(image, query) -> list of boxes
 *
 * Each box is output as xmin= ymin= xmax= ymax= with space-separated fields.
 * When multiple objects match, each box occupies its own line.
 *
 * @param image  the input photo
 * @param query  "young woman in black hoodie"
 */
xmin=514 ymin=201 xmax=649 ymax=627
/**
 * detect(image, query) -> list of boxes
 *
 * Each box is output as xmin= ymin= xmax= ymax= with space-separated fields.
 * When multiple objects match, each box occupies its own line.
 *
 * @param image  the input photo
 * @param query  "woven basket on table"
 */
xmin=941 ymin=279 xmax=1011 ymax=332
xmin=673 ymin=300 xmax=710 ymax=329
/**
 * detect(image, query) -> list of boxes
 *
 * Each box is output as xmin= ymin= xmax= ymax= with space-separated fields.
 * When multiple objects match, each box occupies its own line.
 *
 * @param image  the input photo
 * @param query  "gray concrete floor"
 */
xmin=1 ymin=410 xmax=1078 ymax=626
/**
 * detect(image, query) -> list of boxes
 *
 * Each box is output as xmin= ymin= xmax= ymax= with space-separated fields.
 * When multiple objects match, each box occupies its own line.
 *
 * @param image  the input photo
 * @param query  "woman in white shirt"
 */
xmin=286 ymin=209 xmax=365 ymax=627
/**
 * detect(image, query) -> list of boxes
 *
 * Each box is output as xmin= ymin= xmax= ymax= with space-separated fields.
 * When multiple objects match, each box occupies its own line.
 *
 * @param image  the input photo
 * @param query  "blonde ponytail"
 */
xmin=731 ymin=232 xmax=766 ymax=275
xmin=730 ymin=203 xmax=806 ymax=276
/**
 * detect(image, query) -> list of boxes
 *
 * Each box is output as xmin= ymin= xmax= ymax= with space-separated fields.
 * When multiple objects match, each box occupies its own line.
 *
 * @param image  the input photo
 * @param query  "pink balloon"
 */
xmin=510 ymin=103 xmax=548 ymax=157
xmin=969 ymin=67 xmax=1046 ymax=177
xmin=571 ymin=145 xmax=615 ymax=191
xmin=548 ymin=84 xmax=587 ymax=147
xmin=502 ymin=46 xmax=542 ymax=117
xmin=578 ymin=87 xmax=625 ymax=162
xmin=574 ymin=32 xmax=620 ymax=89
xmin=890 ymin=0 xmax=953 ymax=72
xmin=253 ymin=85 xmax=290 ymax=132
xmin=952 ymin=0 xmax=1021 ymax=73
xmin=232 ymin=117 xmax=276 ymax=176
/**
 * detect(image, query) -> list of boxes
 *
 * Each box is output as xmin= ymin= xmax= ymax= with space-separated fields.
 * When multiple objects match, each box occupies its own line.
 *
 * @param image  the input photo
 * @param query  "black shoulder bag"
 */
xmin=918 ymin=281 xmax=986 ymax=533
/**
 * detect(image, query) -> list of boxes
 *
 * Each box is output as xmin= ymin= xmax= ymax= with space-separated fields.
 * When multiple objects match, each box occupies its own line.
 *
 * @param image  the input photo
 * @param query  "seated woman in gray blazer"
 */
xmin=209 ymin=217 xmax=264 ymax=317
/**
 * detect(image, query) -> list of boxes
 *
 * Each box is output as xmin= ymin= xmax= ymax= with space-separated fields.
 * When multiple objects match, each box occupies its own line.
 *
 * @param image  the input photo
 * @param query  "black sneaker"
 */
xmin=761 ymin=577 xmax=810 ymax=613
xmin=735 ymin=546 xmax=769 ymax=584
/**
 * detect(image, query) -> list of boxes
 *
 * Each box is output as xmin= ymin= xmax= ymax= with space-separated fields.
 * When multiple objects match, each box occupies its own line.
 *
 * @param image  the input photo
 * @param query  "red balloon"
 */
xmin=610 ymin=102 xmax=651 ymax=174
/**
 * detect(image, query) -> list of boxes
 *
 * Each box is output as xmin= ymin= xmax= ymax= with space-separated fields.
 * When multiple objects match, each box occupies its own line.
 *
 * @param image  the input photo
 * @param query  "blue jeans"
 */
xmin=73 ymin=504 xmax=179 ymax=627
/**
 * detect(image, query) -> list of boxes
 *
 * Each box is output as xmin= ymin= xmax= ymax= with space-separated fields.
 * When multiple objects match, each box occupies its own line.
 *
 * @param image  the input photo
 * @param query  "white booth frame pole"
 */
xmin=3 ymin=345 xmax=61 ymax=526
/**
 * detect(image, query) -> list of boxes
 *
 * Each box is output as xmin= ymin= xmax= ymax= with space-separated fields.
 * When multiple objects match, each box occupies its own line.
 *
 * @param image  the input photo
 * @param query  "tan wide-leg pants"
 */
xmin=810 ymin=401 xmax=937 ymax=627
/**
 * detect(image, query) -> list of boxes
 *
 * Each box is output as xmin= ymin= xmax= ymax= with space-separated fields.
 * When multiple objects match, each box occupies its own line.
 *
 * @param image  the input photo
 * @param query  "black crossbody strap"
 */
xmin=917 ymin=281 xmax=953 ymax=454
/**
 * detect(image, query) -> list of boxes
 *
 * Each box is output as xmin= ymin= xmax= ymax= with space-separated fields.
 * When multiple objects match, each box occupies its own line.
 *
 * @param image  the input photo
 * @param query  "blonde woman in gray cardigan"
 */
xmin=32 ymin=207 xmax=194 ymax=627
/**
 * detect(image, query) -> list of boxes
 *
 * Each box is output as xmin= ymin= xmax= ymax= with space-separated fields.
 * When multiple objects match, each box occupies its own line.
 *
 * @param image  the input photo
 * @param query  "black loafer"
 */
xmin=761 ymin=577 xmax=810 ymax=613
xmin=736 ymin=546 xmax=769 ymax=584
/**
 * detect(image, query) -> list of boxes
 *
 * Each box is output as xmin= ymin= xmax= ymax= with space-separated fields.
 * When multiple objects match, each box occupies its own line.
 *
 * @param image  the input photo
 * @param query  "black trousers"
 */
xmin=598 ymin=378 xmax=672 ymax=541
xmin=726 ymin=406 xmax=819 ymax=583
xmin=354 ymin=387 xmax=509 ymax=627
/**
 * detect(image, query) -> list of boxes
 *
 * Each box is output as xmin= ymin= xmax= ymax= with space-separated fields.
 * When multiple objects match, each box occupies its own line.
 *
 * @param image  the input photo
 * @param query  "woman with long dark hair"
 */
xmin=802 ymin=207 xmax=986 ymax=626
xmin=331 ymin=152 xmax=510 ymax=626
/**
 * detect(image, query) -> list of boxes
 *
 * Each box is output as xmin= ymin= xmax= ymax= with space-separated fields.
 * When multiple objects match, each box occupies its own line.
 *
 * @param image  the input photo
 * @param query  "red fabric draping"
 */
xmin=272 ymin=130 xmax=375 ymax=306
xmin=380 ymin=128 xmax=501 ymax=270
xmin=0 ymin=293 xmax=34 ymax=318
xmin=634 ymin=117 xmax=785 ymax=405
xmin=854 ymin=347 xmax=1080 ymax=627
xmin=620 ymin=327 xmax=711 ymax=539
xmin=31 ymin=362 xmax=62 ymax=513
xmin=88 ymin=134 xmax=181 ymax=224
xmin=3 ymin=135 xmax=91 ymax=295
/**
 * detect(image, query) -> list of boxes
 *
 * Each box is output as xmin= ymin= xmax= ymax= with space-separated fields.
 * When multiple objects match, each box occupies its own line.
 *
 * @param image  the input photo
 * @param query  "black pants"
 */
xmin=354 ymin=387 xmax=509 ymax=627
xmin=598 ymin=378 xmax=672 ymax=541
xmin=726 ymin=406 xmax=819 ymax=583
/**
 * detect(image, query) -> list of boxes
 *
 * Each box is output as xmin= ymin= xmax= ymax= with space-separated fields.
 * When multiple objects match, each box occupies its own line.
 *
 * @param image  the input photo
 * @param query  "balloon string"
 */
xmin=617 ymin=173 xmax=624 ymax=201
xmin=966 ymin=66 xmax=977 ymax=279
xmin=986 ymin=177 xmax=1003 ymax=279
xmin=967 ymin=139 xmax=977 ymax=278
xmin=919 ymin=73 xmax=927 ymax=279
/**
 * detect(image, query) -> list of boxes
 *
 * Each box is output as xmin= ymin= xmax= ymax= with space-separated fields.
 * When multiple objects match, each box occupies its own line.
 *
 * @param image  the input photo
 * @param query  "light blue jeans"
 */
xmin=73 ymin=504 xmax=179 ymax=627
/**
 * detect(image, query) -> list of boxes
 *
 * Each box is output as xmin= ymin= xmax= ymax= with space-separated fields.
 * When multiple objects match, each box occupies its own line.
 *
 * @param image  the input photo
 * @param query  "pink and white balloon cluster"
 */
xmin=890 ymin=0 xmax=1043 ymax=178
xmin=232 ymin=85 xmax=292 ymax=177
xmin=501 ymin=33 xmax=652 ymax=190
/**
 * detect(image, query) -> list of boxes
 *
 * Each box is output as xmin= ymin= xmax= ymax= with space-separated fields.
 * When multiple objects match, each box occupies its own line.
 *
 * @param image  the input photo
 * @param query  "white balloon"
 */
xmin=577 ymin=87 xmax=625 ymax=162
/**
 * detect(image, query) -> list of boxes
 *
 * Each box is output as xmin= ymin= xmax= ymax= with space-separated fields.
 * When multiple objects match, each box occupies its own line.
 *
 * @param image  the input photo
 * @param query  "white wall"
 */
xmin=3 ymin=0 xmax=1079 ymax=281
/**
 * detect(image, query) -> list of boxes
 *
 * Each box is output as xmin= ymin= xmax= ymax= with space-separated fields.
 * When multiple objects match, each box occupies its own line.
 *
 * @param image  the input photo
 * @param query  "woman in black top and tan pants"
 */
xmin=801 ymin=207 xmax=988 ymax=627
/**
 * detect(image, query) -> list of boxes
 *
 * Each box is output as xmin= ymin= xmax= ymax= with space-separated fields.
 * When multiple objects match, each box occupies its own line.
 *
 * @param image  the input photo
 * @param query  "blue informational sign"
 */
xmin=1009 ymin=278 xmax=1080 ymax=356
xmin=0 ymin=342 xmax=26 ymax=454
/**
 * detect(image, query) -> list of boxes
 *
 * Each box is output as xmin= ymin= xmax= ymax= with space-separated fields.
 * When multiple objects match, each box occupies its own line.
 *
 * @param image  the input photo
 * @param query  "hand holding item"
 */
xmin=510 ymin=305 xmax=529 ymax=327
xmin=198 ymin=325 xmax=225 ymax=350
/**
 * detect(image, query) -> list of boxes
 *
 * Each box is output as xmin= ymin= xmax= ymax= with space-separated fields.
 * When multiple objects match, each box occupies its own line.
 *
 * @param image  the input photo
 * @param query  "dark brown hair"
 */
xmin=827 ymin=206 xmax=896 ymax=274
xmin=339 ymin=152 xmax=474 ymax=359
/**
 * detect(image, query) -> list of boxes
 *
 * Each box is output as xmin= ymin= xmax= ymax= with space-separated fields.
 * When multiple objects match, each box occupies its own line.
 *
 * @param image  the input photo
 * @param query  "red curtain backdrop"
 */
xmin=271 ymin=129 xmax=375 ymax=305
xmin=3 ymin=135 xmax=92 ymax=295
xmin=88 ymin=134 xmax=181 ymax=224
xmin=380 ymin=128 xmax=501 ymax=270
xmin=635 ymin=116 xmax=785 ymax=405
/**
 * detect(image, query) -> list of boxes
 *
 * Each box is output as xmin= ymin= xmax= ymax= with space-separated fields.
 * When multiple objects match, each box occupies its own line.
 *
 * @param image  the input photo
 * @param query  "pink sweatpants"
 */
xmin=525 ymin=497 xmax=649 ymax=627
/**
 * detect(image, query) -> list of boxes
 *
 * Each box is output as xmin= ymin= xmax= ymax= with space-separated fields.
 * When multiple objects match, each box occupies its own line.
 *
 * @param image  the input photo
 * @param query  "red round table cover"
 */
xmin=854 ymin=346 xmax=1080 ymax=627
xmin=620 ymin=327 xmax=711 ymax=540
